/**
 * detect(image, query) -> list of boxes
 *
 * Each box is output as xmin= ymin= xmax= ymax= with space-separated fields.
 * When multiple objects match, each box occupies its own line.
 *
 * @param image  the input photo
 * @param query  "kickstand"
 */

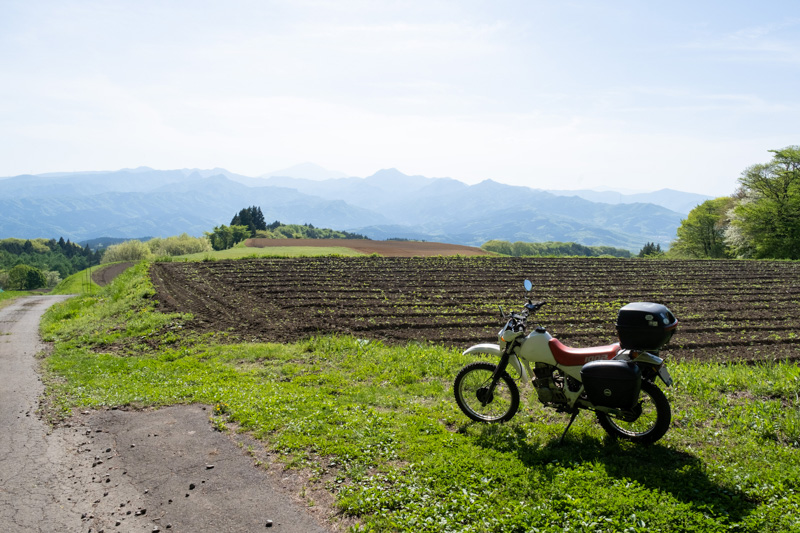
xmin=559 ymin=410 xmax=580 ymax=445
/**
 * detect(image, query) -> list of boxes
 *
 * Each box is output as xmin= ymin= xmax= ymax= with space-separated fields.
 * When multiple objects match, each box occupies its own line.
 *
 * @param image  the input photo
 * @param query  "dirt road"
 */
xmin=0 ymin=296 xmax=333 ymax=533
xmin=0 ymin=295 xmax=82 ymax=532
xmin=91 ymin=263 xmax=135 ymax=287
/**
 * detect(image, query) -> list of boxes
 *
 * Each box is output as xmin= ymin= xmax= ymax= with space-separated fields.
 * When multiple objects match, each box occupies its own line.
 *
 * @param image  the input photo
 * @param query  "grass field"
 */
xmin=40 ymin=261 xmax=800 ymax=532
xmin=49 ymin=268 xmax=101 ymax=295
xmin=177 ymin=244 xmax=366 ymax=261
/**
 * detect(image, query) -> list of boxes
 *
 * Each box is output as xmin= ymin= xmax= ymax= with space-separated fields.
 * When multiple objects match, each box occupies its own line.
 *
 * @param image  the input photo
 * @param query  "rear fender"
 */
xmin=462 ymin=343 xmax=528 ymax=382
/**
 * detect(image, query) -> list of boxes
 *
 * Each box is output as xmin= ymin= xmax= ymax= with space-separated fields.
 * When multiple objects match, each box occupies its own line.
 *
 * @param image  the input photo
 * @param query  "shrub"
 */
xmin=7 ymin=264 xmax=47 ymax=290
xmin=46 ymin=271 xmax=62 ymax=289
xmin=148 ymin=234 xmax=211 ymax=256
xmin=101 ymin=240 xmax=153 ymax=263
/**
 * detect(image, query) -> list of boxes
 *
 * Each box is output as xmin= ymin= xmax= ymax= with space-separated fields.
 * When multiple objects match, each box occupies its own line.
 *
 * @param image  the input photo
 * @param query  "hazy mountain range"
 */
xmin=0 ymin=165 xmax=712 ymax=251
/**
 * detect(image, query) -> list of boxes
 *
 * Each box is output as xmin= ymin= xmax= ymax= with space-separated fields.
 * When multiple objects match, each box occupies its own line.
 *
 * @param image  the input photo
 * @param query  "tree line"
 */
xmin=0 ymin=237 xmax=102 ymax=290
xmin=482 ymin=240 xmax=632 ymax=258
xmin=670 ymin=146 xmax=800 ymax=260
xmin=205 ymin=206 xmax=369 ymax=251
xmin=1 ymin=206 xmax=373 ymax=289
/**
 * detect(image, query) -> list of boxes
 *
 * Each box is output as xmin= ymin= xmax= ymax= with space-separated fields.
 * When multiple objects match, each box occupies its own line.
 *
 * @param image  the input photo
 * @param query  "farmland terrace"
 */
xmin=151 ymin=257 xmax=800 ymax=363
xmin=244 ymin=238 xmax=491 ymax=257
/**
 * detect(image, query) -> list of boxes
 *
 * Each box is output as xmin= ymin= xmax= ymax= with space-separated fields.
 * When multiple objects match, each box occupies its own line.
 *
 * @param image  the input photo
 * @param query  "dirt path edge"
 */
xmin=57 ymin=405 xmax=335 ymax=532
xmin=0 ymin=295 xmax=336 ymax=533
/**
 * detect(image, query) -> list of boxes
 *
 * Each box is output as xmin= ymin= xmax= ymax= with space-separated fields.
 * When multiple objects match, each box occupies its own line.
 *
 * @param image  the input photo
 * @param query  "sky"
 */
xmin=1 ymin=1 xmax=799 ymax=196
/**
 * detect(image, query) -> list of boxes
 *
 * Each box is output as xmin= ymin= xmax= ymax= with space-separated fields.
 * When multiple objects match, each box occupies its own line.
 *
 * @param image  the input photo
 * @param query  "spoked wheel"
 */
xmin=454 ymin=362 xmax=520 ymax=423
xmin=596 ymin=380 xmax=671 ymax=444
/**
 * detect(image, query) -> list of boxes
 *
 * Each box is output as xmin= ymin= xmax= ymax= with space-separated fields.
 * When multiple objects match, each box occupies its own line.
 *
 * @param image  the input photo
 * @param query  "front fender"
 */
xmin=462 ymin=343 xmax=528 ymax=382
xmin=463 ymin=343 xmax=502 ymax=357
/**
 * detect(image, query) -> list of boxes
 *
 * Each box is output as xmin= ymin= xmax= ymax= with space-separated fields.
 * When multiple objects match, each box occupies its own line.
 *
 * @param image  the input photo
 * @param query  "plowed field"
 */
xmin=244 ymin=238 xmax=490 ymax=257
xmin=150 ymin=257 xmax=800 ymax=362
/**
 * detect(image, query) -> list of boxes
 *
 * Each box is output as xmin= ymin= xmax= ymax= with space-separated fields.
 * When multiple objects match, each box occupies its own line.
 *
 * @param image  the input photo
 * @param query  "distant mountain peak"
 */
xmin=370 ymin=168 xmax=407 ymax=178
xmin=364 ymin=169 xmax=438 ymax=193
xmin=119 ymin=166 xmax=156 ymax=173
xmin=262 ymin=162 xmax=348 ymax=181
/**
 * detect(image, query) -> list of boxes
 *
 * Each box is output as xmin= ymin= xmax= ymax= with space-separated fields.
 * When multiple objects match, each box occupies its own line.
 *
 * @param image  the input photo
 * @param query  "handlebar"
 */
xmin=525 ymin=300 xmax=546 ymax=313
xmin=500 ymin=298 xmax=546 ymax=323
xmin=502 ymin=300 xmax=546 ymax=323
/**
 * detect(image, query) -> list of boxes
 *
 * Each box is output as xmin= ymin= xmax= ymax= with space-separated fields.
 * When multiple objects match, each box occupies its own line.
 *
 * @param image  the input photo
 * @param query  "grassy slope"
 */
xmin=49 ymin=268 xmax=101 ymax=295
xmin=40 ymin=262 xmax=800 ymax=532
xmin=177 ymin=245 xmax=365 ymax=261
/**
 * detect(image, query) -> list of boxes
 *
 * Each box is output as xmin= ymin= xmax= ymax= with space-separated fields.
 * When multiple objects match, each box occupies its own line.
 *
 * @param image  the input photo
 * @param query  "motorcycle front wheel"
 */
xmin=454 ymin=361 xmax=520 ymax=423
xmin=596 ymin=380 xmax=671 ymax=444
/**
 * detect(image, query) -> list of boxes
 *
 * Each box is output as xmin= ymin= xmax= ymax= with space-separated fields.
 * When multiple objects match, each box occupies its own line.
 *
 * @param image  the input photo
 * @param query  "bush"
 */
xmin=46 ymin=271 xmax=62 ymax=289
xmin=7 ymin=264 xmax=47 ymax=290
xmin=101 ymin=240 xmax=153 ymax=263
xmin=205 ymin=225 xmax=251 ymax=251
xmin=148 ymin=234 xmax=211 ymax=256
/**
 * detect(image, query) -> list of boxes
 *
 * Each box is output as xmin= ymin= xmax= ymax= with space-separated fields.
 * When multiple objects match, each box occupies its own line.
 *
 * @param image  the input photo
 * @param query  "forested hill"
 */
xmin=0 ymin=237 xmax=102 ymax=277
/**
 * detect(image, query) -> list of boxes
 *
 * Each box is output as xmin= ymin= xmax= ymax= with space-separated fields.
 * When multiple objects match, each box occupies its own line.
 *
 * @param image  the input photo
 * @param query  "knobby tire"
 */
xmin=454 ymin=361 xmax=520 ymax=423
xmin=596 ymin=379 xmax=671 ymax=444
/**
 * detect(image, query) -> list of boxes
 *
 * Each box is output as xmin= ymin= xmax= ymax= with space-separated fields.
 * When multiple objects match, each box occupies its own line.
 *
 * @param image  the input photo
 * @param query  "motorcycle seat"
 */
xmin=548 ymin=338 xmax=620 ymax=367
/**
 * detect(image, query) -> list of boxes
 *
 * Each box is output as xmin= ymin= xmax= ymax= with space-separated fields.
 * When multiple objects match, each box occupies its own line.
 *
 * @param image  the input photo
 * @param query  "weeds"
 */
xmin=39 ymin=264 xmax=800 ymax=532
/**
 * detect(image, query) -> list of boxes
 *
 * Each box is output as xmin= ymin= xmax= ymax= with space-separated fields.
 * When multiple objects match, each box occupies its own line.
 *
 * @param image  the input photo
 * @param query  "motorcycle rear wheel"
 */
xmin=596 ymin=380 xmax=671 ymax=444
xmin=454 ymin=361 xmax=520 ymax=423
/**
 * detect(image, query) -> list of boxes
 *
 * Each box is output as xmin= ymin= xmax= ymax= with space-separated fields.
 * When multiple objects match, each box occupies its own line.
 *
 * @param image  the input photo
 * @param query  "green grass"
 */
xmin=40 ymin=262 xmax=800 ymax=532
xmin=49 ymin=267 xmax=102 ymax=295
xmin=177 ymin=245 xmax=365 ymax=261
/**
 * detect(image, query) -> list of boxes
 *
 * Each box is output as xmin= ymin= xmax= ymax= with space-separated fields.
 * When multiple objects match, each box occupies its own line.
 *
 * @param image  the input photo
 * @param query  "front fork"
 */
xmin=491 ymin=351 xmax=512 ymax=383
xmin=482 ymin=346 xmax=515 ymax=404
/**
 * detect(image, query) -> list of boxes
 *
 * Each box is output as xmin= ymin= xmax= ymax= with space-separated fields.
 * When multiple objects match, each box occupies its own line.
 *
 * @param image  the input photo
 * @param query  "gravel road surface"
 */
xmin=0 ymin=295 xmax=334 ymax=533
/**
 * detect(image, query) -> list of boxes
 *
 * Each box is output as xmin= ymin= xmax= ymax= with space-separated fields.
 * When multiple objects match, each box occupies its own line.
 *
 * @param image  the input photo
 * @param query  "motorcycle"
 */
xmin=453 ymin=280 xmax=677 ymax=444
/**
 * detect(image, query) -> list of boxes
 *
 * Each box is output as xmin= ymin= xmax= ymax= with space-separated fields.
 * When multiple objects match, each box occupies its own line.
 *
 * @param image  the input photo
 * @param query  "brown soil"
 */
xmin=245 ymin=238 xmax=491 ymax=257
xmin=91 ymin=262 xmax=135 ymax=286
xmin=150 ymin=256 xmax=800 ymax=363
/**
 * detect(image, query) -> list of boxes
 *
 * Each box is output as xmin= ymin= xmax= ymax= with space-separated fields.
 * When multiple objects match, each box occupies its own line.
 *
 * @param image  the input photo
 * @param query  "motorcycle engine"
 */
xmin=532 ymin=365 xmax=567 ymax=404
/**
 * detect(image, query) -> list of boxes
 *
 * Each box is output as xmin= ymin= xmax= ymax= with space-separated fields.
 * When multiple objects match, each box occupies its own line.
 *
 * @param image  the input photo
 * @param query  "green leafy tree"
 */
xmin=670 ymin=197 xmax=735 ymax=258
xmin=481 ymin=240 xmax=514 ymax=256
xmin=46 ymin=271 xmax=62 ymax=289
xmin=728 ymin=146 xmax=800 ymax=259
xmin=7 ymin=264 xmax=47 ymax=290
xmin=205 ymin=225 xmax=251 ymax=250
xmin=254 ymin=222 xmax=368 ymax=240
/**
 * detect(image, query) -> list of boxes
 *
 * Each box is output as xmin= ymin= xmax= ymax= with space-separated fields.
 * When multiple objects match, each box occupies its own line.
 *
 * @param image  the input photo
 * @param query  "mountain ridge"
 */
xmin=0 ymin=167 xmax=708 ymax=250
